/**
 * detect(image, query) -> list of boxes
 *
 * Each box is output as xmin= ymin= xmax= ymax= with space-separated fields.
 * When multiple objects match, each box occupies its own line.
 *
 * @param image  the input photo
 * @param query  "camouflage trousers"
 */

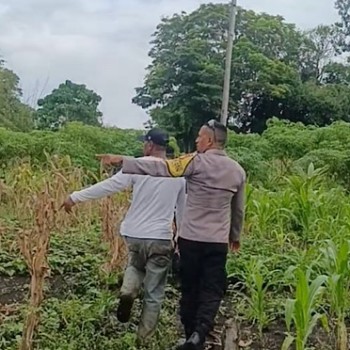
xmin=120 ymin=236 xmax=173 ymax=340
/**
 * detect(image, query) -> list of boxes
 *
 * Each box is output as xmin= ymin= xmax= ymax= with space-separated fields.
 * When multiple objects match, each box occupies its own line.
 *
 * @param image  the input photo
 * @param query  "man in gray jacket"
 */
xmin=62 ymin=128 xmax=186 ymax=344
xmin=98 ymin=120 xmax=246 ymax=350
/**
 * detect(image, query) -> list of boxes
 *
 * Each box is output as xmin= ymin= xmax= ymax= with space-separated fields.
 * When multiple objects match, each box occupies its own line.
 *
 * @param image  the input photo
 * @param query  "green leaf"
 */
xmin=281 ymin=334 xmax=295 ymax=350
xmin=285 ymin=299 xmax=295 ymax=332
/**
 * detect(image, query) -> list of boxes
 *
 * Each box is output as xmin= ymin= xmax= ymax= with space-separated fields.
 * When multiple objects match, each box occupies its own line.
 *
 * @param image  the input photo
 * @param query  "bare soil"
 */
xmin=0 ymin=275 xmax=29 ymax=304
xmin=0 ymin=274 xmax=70 ymax=304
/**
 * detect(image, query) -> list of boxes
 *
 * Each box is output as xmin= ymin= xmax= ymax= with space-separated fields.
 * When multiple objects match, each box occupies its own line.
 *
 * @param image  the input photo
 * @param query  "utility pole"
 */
xmin=220 ymin=0 xmax=237 ymax=126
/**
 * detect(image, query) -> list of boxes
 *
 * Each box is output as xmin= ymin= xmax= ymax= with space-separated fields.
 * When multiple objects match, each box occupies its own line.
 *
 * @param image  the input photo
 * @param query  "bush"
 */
xmin=1 ymin=118 xmax=350 ymax=186
xmin=0 ymin=123 xmax=143 ymax=173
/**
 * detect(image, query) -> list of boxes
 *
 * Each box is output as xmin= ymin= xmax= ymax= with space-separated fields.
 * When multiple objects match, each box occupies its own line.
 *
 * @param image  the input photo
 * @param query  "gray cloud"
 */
xmin=0 ymin=0 xmax=339 ymax=129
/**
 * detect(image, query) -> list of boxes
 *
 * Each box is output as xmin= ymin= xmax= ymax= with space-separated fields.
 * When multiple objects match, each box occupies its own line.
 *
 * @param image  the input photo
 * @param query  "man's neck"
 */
xmin=148 ymin=151 xmax=166 ymax=159
xmin=206 ymin=145 xmax=223 ymax=152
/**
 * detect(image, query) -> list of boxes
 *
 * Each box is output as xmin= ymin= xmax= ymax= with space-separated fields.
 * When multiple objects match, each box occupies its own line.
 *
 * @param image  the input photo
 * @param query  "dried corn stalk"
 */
xmin=100 ymin=195 xmax=128 ymax=273
xmin=0 ymin=223 xmax=5 ymax=251
xmin=99 ymin=164 xmax=128 ymax=273
xmin=18 ymin=184 xmax=55 ymax=350
xmin=0 ymin=179 xmax=8 ymax=203
xmin=4 ymin=155 xmax=106 ymax=234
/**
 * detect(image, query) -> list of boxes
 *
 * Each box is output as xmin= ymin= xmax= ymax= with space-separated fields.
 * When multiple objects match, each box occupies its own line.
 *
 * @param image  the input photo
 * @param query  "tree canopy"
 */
xmin=35 ymin=80 xmax=103 ymax=130
xmin=133 ymin=4 xmax=350 ymax=150
xmin=0 ymin=60 xmax=34 ymax=132
xmin=335 ymin=0 xmax=350 ymax=51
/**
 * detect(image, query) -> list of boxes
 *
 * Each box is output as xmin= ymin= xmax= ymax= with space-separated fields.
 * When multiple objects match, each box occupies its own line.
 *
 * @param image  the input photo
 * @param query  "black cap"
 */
xmin=138 ymin=128 xmax=169 ymax=146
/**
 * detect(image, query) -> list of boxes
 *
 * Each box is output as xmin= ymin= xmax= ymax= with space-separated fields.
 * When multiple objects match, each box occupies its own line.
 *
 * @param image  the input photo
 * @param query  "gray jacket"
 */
xmin=122 ymin=149 xmax=246 ymax=244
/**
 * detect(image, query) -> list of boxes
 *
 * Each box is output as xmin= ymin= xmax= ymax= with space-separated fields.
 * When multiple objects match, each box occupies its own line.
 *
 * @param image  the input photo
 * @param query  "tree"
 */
xmin=294 ymin=82 xmax=350 ymax=125
xmin=134 ymin=3 xmax=350 ymax=148
xmin=133 ymin=4 xmax=309 ymax=149
xmin=322 ymin=61 xmax=350 ymax=85
xmin=230 ymin=37 xmax=302 ymax=132
xmin=335 ymin=0 xmax=350 ymax=51
xmin=35 ymin=80 xmax=102 ymax=130
xmin=0 ymin=59 xmax=34 ymax=132
xmin=133 ymin=5 xmax=228 ymax=150
xmin=235 ymin=10 xmax=305 ymax=66
xmin=300 ymin=25 xmax=340 ymax=82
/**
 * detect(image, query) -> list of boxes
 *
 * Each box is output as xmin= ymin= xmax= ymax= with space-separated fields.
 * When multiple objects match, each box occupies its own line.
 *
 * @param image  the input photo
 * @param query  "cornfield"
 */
xmin=0 ymin=156 xmax=130 ymax=349
xmin=0 ymin=153 xmax=350 ymax=350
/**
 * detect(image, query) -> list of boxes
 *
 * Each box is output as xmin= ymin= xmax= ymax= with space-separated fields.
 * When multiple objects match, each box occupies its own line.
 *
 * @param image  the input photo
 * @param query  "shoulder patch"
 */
xmin=165 ymin=154 xmax=195 ymax=177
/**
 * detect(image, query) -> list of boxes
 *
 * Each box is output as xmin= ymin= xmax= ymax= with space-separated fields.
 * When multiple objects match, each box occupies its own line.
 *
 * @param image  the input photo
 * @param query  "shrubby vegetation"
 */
xmin=0 ymin=123 xmax=142 ymax=173
xmin=1 ymin=119 xmax=350 ymax=187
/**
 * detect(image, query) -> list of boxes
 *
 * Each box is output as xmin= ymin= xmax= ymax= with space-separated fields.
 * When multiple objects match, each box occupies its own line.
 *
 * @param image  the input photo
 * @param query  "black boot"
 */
xmin=116 ymin=294 xmax=134 ymax=323
xmin=177 ymin=331 xmax=204 ymax=350
xmin=184 ymin=325 xmax=194 ymax=340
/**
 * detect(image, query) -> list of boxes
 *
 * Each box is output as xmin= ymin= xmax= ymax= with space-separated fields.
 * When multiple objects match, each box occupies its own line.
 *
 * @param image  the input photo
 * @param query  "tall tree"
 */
xmin=230 ymin=38 xmax=301 ymax=133
xmin=300 ymin=25 xmax=340 ymax=82
xmin=335 ymin=0 xmax=350 ymax=51
xmin=134 ymin=3 xmax=350 ymax=148
xmin=35 ymin=80 xmax=102 ymax=130
xmin=133 ymin=4 xmax=307 ymax=148
xmin=235 ymin=10 xmax=304 ymax=65
xmin=0 ymin=59 xmax=34 ymax=131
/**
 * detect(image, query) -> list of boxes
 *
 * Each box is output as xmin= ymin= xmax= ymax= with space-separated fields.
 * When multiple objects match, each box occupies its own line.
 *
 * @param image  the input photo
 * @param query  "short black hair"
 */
xmin=205 ymin=119 xmax=228 ymax=147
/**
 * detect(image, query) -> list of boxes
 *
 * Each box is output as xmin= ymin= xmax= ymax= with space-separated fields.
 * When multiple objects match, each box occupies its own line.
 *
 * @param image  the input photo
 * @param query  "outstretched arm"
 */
xmin=62 ymin=171 xmax=132 ymax=212
xmin=95 ymin=153 xmax=197 ymax=178
xmin=123 ymin=154 xmax=196 ymax=178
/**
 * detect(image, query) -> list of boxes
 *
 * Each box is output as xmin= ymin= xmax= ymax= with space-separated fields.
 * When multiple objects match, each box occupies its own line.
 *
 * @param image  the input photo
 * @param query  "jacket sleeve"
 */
xmin=229 ymin=175 xmax=246 ymax=243
xmin=122 ymin=154 xmax=196 ymax=178
xmin=70 ymin=171 xmax=132 ymax=203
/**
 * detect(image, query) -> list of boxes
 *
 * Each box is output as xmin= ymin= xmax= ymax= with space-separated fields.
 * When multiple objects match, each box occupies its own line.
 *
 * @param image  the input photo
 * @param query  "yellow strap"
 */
xmin=165 ymin=154 xmax=195 ymax=177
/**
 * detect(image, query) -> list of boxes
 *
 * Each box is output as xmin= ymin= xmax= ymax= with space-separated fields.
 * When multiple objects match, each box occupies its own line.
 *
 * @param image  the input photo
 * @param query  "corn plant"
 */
xmin=100 ymin=195 xmax=128 ymax=274
xmin=284 ymin=163 xmax=327 ymax=245
xmin=245 ymin=189 xmax=289 ymax=239
xmin=320 ymin=240 xmax=350 ymax=350
xmin=282 ymin=268 xmax=328 ymax=350
xmin=245 ymin=258 xmax=274 ymax=339
xmin=18 ymin=183 xmax=55 ymax=350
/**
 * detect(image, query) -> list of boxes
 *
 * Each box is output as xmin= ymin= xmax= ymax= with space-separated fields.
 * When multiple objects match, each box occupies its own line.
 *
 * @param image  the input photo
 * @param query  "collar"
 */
xmin=204 ymin=148 xmax=227 ymax=156
xmin=142 ymin=155 xmax=166 ymax=161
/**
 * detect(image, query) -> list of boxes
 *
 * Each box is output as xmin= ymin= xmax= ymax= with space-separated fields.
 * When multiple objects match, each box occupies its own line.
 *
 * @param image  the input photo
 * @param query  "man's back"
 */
xmin=70 ymin=156 xmax=186 ymax=241
xmin=122 ymin=167 xmax=185 ymax=240
xmin=180 ymin=149 xmax=245 ymax=243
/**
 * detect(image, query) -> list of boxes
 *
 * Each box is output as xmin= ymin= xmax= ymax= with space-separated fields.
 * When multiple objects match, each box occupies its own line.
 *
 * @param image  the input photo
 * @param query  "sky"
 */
xmin=0 ymin=0 xmax=339 ymax=129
